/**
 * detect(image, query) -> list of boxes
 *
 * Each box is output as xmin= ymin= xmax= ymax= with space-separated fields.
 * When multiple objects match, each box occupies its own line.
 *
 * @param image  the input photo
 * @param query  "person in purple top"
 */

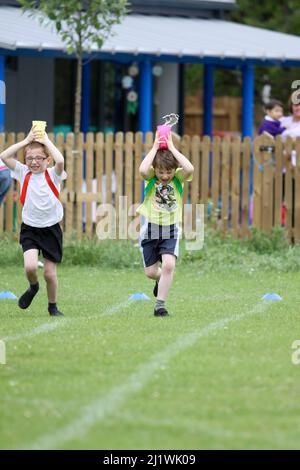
xmin=258 ymin=99 xmax=286 ymax=136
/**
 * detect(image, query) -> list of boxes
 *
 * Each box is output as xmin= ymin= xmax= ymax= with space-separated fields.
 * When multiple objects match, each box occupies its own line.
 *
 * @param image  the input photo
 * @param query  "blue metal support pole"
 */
xmin=203 ymin=64 xmax=214 ymax=136
xmin=241 ymin=64 xmax=254 ymax=226
xmin=139 ymin=60 xmax=152 ymax=134
xmin=139 ymin=60 xmax=153 ymax=202
xmin=0 ymin=56 xmax=5 ymax=132
xmin=81 ymin=61 xmax=91 ymax=133
xmin=241 ymin=63 xmax=254 ymax=138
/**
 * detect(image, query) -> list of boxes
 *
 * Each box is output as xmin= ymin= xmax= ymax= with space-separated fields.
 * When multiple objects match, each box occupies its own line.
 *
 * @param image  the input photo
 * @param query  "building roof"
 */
xmin=129 ymin=0 xmax=236 ymax=17
xmin=1 ymin=6 xmax=300 ymax=65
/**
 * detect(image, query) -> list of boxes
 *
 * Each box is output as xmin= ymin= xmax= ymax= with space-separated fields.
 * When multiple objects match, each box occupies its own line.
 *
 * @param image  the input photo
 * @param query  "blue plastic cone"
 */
xmin=262 ymin=292 xmax=282 ymax=301
xmin=0 ymin=291 xmax=18 ymax=300
xmin=129 ymin=292 xmax=150 ymax=301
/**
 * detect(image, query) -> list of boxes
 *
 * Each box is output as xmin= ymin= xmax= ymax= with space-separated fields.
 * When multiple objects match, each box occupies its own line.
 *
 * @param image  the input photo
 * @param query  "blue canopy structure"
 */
xmin=1 ymin=4 xmax=300 ymax=135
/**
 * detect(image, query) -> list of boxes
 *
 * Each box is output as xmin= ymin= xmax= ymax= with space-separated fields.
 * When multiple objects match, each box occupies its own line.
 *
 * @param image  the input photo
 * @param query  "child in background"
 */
xmin=258 ymin=99 xmax=286 ymax=137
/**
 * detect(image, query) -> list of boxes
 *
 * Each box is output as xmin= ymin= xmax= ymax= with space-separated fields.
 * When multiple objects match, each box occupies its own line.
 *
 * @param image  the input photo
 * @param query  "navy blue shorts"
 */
xmin=139 ymin=223 xmax=180 ymax=268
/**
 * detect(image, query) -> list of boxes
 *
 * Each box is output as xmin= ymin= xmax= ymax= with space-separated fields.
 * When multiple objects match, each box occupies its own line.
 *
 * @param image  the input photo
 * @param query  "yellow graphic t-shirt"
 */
xmin=136 ymin=167 xmax=192 ymax=226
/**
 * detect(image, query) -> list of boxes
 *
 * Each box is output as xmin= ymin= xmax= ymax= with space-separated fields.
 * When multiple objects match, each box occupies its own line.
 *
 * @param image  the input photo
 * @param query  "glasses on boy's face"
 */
xmin=25 ymin=156 xmax=48 ymax=163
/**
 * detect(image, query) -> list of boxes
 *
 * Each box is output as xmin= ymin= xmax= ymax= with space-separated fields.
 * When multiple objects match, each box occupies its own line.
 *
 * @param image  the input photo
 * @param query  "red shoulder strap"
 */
xmin=20 ymin=171 xmax=32 ymax=206
xmin=20 ymin=170 xmax=60 ymax=206
xmin=45 ymin=169 xmax=60 ymax=199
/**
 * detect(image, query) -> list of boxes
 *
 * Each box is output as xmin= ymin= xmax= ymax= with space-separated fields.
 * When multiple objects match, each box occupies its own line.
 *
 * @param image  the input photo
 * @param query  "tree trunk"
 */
xmin=74 ymin=54 xmax=82 ymax=135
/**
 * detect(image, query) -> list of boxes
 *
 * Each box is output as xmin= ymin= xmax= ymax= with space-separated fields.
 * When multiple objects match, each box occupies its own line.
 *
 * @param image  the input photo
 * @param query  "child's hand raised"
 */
xmin=166 ymin=131 xmax=175 ymax=151
xmin=153 ymin=131 xmax=161 ymax=150
xmin=25 ymin=129 xmax=35 ymax=144
xmin=30 ymin=121 xmax=48 ymax=144
xmin=32 ymin=128 xmax=48 ymax=145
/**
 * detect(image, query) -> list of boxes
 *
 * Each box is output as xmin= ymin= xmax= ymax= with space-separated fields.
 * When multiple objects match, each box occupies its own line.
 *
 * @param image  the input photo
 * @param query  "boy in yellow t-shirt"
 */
xmin=137 ymin=133 xmax=194 ymax=317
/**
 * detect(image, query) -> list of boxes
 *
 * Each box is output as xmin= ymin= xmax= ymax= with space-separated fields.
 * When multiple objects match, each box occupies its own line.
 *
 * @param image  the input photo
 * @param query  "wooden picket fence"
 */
xmin=0 ymin=132 xmax=300 ymax=243
xmin=185 ymin=92 xmax=242 ymax=135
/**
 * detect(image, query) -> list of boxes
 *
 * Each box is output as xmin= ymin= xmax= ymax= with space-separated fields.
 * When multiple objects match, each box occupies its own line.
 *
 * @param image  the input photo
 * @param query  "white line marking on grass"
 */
xmin=25 ymin=300 xmax=271 ymax=450
xmin=101 ymin=300 xmax=131 ymax=316
xmin=117 ymin=412 xmax=239 ymax=439
xmin=117 ymin=412 xmax=300 ymax=449
xmin=2 ymin=319 xmax=69 ymax=342
xmin=1 ymin=299 xmax=132 ymax=343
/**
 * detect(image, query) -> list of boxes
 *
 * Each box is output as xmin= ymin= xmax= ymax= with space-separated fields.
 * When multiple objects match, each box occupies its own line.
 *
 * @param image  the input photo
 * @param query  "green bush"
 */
xmin=0 ymin=235 xmax=23 ymax=266
xmin=179 ymin=226 xmax=299 ymax=273
xmin=1 ymin=227 xmax=300 ymax=273
xmin=245 ymin=226 xmax=289 ymax=254
xmin=63 ymin=239 xmax=141 ymax=268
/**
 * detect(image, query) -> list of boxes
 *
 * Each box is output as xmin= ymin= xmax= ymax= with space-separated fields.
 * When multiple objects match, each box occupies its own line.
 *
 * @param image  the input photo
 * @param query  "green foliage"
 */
xmin=246 ymin=226 xmax=289 ymax=254
xmin=0 ymin=236 xmax=142 ymax=268
xmin=231 ymin=0 xmax=300 ymax=35
xmin=63 ymin=238 xmax=141 ymax=268
xmin=18 ymin=0 xmax=129 ymax=56
xmin=186 ymin=1 xmax=300 ymax=110
xmin=185 ymin=64 xmax=203 ymax=95
xmin=0 ymin=226 xmax=299 ymax=273
xmin=229 ymin=0 xmax=300 ymax=109
xmin=179 ymin=226 xmax=300 ymax=273
xmin=0 ymin=235 xmax=23 ymax=266
xmin=18 ymin=0 xmax=129 ymax=133
xmin=185 ymin=64 xmax=242 ymax=98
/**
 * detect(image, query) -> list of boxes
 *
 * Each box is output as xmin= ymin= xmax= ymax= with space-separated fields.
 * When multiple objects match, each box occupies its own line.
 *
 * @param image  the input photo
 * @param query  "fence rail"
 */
xmin=0 ymin=132 xmax=299 ymax=243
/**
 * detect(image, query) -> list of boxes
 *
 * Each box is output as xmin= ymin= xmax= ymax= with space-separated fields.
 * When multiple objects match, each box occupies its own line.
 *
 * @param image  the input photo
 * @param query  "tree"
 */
xmin=19 ymin=0 xmax=129 ymax=133
xmin=229 ymin=0 xmax=300 ymax=111
xmin=184 ymin=1 xmax=300 ymax=123
xmin=230 ymin=0 xmax=300 ymax=35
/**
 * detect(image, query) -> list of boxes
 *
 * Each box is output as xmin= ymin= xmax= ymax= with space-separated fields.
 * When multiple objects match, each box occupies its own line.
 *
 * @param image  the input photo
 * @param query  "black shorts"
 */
xmin=139 ymin=223 xmax=180 ymax=268
xmin=20 ymin=222 xmax=63 ymax=263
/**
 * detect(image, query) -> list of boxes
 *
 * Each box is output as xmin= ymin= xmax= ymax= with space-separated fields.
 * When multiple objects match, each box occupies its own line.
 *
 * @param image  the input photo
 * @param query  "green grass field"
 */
xmin=1 ymin=260 xmax=300 ymax=450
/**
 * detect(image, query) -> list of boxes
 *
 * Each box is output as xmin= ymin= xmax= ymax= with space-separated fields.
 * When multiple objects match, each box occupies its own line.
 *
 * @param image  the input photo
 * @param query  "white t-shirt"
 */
xmin=0 ymin=158 xmax=7 ymax=171
xmin=12 ymin=161 xmax=67 ymax=227
xmin=281 ymin=116 xmax=300 ymax=139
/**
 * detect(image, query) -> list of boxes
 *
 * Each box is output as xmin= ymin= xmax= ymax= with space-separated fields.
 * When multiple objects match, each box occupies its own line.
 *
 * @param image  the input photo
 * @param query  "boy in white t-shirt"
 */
xmin=0 ymin=126 xmax=66 ymax=316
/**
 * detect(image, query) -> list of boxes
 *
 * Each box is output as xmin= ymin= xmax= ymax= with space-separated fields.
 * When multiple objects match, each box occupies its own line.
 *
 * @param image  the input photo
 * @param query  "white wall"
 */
xmin=155 ymin=62 xmax=179 ymax=133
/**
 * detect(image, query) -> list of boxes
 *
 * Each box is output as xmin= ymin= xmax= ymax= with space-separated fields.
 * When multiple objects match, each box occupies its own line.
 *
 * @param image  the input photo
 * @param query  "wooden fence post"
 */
xmin=241 ymin=137 xmax=251 ymax=237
